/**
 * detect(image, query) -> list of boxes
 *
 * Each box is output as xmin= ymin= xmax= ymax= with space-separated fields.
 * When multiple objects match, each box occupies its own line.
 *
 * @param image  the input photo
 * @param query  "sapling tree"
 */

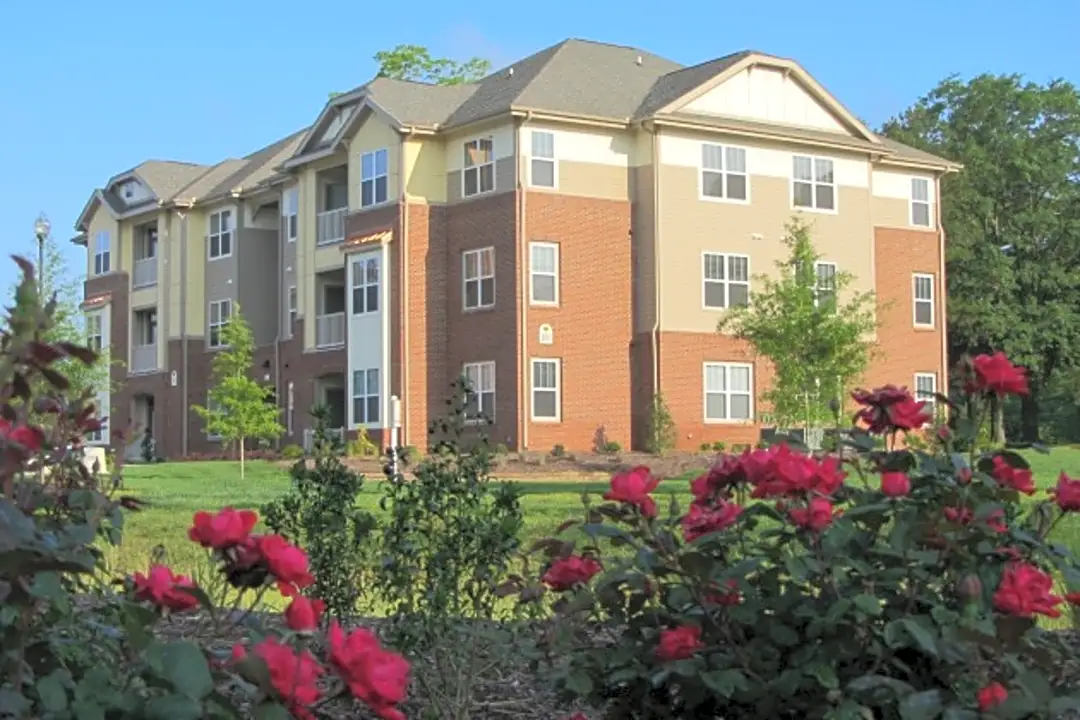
xmin=720 ymin=219 xmax=877 ymax=429
xmin=194 ymin=306 xmax=282 ymax=477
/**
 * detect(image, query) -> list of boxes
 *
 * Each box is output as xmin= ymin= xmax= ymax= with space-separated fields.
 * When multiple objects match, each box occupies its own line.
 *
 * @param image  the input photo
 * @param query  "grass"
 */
xmin=103 ymin=448 xmax=1080 ymax=605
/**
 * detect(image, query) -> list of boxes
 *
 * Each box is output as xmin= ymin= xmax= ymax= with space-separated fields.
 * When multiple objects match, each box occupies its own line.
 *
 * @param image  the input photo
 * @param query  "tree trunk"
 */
xmin=1020 ymin=382 xmax=1041 ymax=443
xmin=239 ymin=437 xmax=246 ymax=479
xmin=989 ymin=395 xmax=1006 ymax=446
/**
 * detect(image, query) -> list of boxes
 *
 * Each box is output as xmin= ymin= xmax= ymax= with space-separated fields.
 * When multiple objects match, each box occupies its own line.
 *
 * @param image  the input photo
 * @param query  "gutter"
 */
xmin=177 ymin=208 xmax=190 ymax=457
xmin=517 ymin=111 xmax=533 ymax=450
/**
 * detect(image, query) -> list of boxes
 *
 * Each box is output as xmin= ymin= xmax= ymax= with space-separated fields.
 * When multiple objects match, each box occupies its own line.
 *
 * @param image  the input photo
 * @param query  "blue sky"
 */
xmin=0 ymin=0 xmax=1076 ymax=297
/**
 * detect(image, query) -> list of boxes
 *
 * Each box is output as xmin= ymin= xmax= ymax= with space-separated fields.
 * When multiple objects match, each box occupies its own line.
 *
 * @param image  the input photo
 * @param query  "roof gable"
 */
xmin=654 ymin=54 xmax=880 ymax=144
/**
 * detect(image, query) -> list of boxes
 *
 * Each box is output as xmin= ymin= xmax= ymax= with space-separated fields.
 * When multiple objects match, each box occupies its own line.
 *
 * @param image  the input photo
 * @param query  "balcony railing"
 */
xmin=133 ymin=257 xmax=157 ymax=287
xmin=315 ymin=313 xmax=345 ymax=348
xmin=131 ymin=344 xmax=157 ymax=374
xmin=316 ymin=208 xmax=347 ymax=246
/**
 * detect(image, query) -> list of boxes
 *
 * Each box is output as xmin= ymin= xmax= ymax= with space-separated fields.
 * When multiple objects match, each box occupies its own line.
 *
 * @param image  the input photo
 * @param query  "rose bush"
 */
xmin=518 ymin=352 xmax=1080 ymax=719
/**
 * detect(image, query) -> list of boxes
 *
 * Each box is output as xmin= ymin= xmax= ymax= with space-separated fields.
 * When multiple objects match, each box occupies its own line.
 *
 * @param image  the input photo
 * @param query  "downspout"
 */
xmin=647 ymin=122 xmax=662 ymax=396
xmin=178 ymin=209 xmax=190 ymax=457
xmin=400 ymin=128 xmax=413 ymax=446
xmin=274 ymin=195 xmax=283 ymax=448
xmin=518 ymin=111 xmax=533 ymax=450
xmin=935 ymin=171 xmax=949 ymax=399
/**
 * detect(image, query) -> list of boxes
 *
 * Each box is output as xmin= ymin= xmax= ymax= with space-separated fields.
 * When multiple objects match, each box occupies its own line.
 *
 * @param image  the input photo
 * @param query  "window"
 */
xmin=283 ymin=188 xmax=298 ymax=241
xmin=360 ymin=149 xmax=389 ymax=207
xmin=702 ymin=253 xmax=750 ymax=309
xmin=206 ymin=395 xmax=222 ymax=440
xmin=814 ymin=262 xmax=837 ymax=307
xmin=352 ymin=368 xmax=380 ymax=425
xmin=463 ymin=247 xmax=495 ymax=310
xmin=287 ymin=286 xmax=297 ymax=329
xmin=913 ymin=273 xmax=935 ymax=327
xmin=530 ymin=242 xmax=559 ymax=305
xmin=530 ymin=131 xmax=556 ymax=188
xmin=463 ymin=361 xmax=495 ymax=421
xmin=86 ymin=417 xmax=106 ymax=444
xmin=93 ymin=231 xmax=111 ymax=275
xmin=351 ymin=256 xmax=379 ymax=314
xmin=208 ymin=299 xmax=232 ymax=348
xmin=911 ymin=178 xmax=932 ymax=227
xmin=87 ymin=313 xmax=103 ymax=353
xmin=915 ymin=372 xmax=938 ymax=418
xmin=792 ymin=155 xmax=836 ymax=211
xmin=704 ymin=362 xmax=754 ymax=422
xmin=135 ymin=310 xmax=157 ymax=346
xmin=531 ymin=359 xmax=561 ymax=421
xmin=463 ymin=137 xmax=495 ymax=197
xmin=209 ymin=209 xmax=233 ymax=259
xmin=701 ymin=144 xmax=748 ymax=201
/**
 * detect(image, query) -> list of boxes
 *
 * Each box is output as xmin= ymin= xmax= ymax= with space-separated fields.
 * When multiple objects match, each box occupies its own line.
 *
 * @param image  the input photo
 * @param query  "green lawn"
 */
xmin=104 ymin=449 xmax=1080 ymax=594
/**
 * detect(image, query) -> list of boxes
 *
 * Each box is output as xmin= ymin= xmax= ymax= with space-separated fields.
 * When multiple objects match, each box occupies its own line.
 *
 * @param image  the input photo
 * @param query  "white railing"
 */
xmin=315 ymin=313 xmax=345 ymax=348
xmin=302 ymin=427 xmax=346 ymax=453
xmin=131 ymin=344 xmax=157 ymax=374
xmin=133 ymin=257 xmax=157 ymax=287
xmin=316 ymin=208 xmax=346 ymax=245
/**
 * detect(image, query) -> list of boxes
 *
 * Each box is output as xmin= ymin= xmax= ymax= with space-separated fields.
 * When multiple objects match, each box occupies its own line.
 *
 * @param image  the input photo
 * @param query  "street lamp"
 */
xmin=34 ymin=213 xmax=50 ymax=282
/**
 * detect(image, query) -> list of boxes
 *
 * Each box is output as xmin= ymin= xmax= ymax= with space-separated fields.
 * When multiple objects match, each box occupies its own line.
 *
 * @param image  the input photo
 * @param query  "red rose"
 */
xmin=132 ymin=565 xmax=199 ymax=613
xmin=887 ymin=397 xmax=933 ymax=431
xmin=705 ymin=578 xmax=742 ymax=606
xmin=656 ymin=625 xmax=703 ymax=662
xmin=690 ymin=455 xmax=744 ymax=505
xmin=852 ymin=385 xmax=930 ymax=434
xmin=257 ymin=534 xmax=314 ymax=597
xmin=880 ymin=471 xmax=911 ymax=498
xmin=285 ymin=596 xmax=325 ymax=631
xmin=604 ymin=466 xmax=660 ymax=517
xmin=746 ymin=445 xmax=846 ymax=498
xmin=944 ymin=506 xmax=974 ymax=525
xmin=542 ymin=555 xmax=602 ymax=591
xmin=993 ymin=562 xmax=1062 ymax=618
xmin=789 ymin=497 xmax=838 ymax=532
xmin=327 ymin=621 xmax=410 ymax=720
xmin=682 ymin=500 xmax=742 ymax=542
xmin=1065 ymin=592 xmax=1080 ymax=605
xmin=985 ymin=509 xmax=1008 ymax=534
xmin=990 ymin=456 xmax=1035 ymax=495
xmin=0 ymin=419 xmax=44 ymax=452
xmin=956 ymin=468 xmax=973 ymax=485
xmin=1051 ymin=472 xmax=1080 ymax=512
xmin=188 ymin=507 xmax=259 ymax=549
xmin=977 ymin=682 xmax=1008 ymax=711
xmin=236 ymin=638 xmax=323 ymax=719
xmin=972 ymin=352 xmax=1029 ymax=397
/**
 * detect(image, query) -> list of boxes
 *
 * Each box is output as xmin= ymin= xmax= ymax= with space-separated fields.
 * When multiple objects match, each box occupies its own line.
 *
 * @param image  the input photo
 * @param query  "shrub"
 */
xmin=280 ymin=442 xmax=304 ymax=459
xmin=645 ymin=392 xmax=677 ymax=455
xmin=712 ymin=441 xmax=726 ymax=452
xmin=345 ymin=426 xmax=378 ymax=457
xmin=552 ymin=443 xmax=567 ymax=458
xmin=600 ymin=440 xmax=622 ymax=454
xmin=700 ymin=442 xmax=712 ymax=452
xmin=519 ymin=353 xmax=1080 ymax=718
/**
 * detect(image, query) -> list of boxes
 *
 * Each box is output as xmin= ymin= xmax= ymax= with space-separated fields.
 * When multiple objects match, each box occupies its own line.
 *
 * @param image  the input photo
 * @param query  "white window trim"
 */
xmin=910 ymin=177 xmax=933 ymax=228
xmin=86 ymin=312 xmax=104 ymax=353
xmin=462 ymin=247 xmax=495 ymax=311
xmin=462 ymin=136 xmax=496 ymax=198
xmin=699 ymin=143 xmax=750 ymax=204
xmin=703 ymin=362 xmax=755 ymax=424
xmin=208 ymin=299 xmax=232 ymax=349
xmin=528 ymin=131 xmax=558 ymax=189
xmin=462 ymin=361 xmax=496 ymax=424
xmin=351 ymin=368 xmax=381 ymax=427
xmin=814 ymin=261 xmax=838 ymax=307
xmin=283 ymin=188 xmax=298 ymax=242
xmin=791 ymin=155 xmax=838 ymax=214
xmin=93 ymin=231 xmax=111 ymax=276
xmin=360 ymin=149 xmax=390 ymax=208
xmin=530 ymin=358 xmax=561 ymax=423
xmin=208 ymin=209 xmax=234 ymax=260
xmin=529 ymin=242 xmax=559 ymax=306
xmin=286 ymin=285 xmax=297 ymax=336
xmin=701 ymin=252 xmax=751 ymax=311
xmin=912 ymin=273 xmax=936 ymax=329
xmin=914 ymin=372 xmax=938 ymax=424
xmin=351 ymin=256 xmax=380 ymax=315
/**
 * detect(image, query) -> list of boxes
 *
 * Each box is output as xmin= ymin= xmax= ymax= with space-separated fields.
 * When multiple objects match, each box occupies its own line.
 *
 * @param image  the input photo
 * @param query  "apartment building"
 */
xmin=74 ymin=38 xmax=957 ymax=457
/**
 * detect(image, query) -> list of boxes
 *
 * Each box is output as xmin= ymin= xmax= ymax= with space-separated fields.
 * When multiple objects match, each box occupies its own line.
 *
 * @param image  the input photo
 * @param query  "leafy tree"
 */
xmin=194 ymin=306 xmax=283 ymax=478
xmin=882 ymin=74 xmax=1080 ymax=442
xmin=645 ymin=392 xmax=677 ymax=455
xmin=719 ymin=219 xmax=877 ymax=429
xmin=373 ymin=44 xmax=490 ymax=85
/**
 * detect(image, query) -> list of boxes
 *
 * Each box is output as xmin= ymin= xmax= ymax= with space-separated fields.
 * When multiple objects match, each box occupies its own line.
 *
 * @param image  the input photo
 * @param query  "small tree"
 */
xmin=194 ymin=306 xmax=282 ymax=477
xmin=720 ymin=219 xmax=877 ymax=429
xmin=645 ymin=392 xmax=677 ymax=455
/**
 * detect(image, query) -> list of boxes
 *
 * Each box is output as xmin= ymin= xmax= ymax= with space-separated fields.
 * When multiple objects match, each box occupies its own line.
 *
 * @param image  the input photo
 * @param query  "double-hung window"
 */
xmin=814 ymin=262 xmax=838 ymax=307
xmin=463 ymin=248 xmax=495 ymax=310
xmin=792 ymin=155 xmax=836 ymax=211
xmin=913 ymin=273 xmax=935 ymax=327
xmin=703 ymin=253 xmax=750 ymax=309
xmin=283 ymin=188 xmax=298 ymax=241
xmin=208 ymin=299 xmax=232 ymax=348
xmin=530 ymin=131 xmax=556 ymax=188
xmin=463 ymin=137 xmax=494 ymax=197
xmin=701 ymin=144 xmax=748 ymax=201
xmin=352 ymin=368 xmax=380 ymax=425
xmin=911 ymin=178 xmax=932 ymax=227
xmin=351 ymin=256 xmax=379 ymax=314
xmin=360 ymin=149 xmax=389 ymax=207
xmin=209 ymin=209 xmax=233 ymax=259
xmin=529 ymin=242 xmax=559 ymax=305
xmin=915 ymin=372 xmax=938 ymax=422
xmin=463 ymin=361 xmax=496 ymax=422
xmin=531 ymin=359 xmax=561 ymax=421
xmin=287 ymin=286 xmax=297 ymax=330
xmin=93 ymin=231 xmax=111 ymax=275
xmin=86 ymin=313 xmax=103 ymax=353
xmin=704 ymin=363 xmax=754 ymax=422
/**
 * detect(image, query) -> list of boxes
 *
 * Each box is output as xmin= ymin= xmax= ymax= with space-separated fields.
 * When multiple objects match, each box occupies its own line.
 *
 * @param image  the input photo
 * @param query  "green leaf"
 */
xmin=847 ymin=674 xmax=915 ymax=700
xmin=0 ymin=689 xmax=31 ymax=716
xmin=805 ymin=662 xmax=839 ymax=690
xmin=898 ymin=689 xmax=944 ymax=720
xmin=854 ymin=593 xmax=882 ymax=616
xmin=30 ymin=571 xmax=64 ymax=600
xmin=564 ymin=670 xmax=593 ymax=696
xmin=36 ymin=671 xmax=68 ymax=712
xmin=144 ymin=694 xmax=203 ymax=720
xmin=253 ymin=703 xmax=295 ymax=720
xmin=1049 ymin=696 xmax=1080 ymax=714
xmin=941 ymin=707 xmax=978 ymax=720
xmin=702 ymin=669 xmax=749 ymax=697
xmin=74 ymin=703 xmax=105 ymax=720
xmin=895 ymin=618 xmax=939 ymax=657
xmin=148 ymin=641 xmax=214 ymax=699
xmin=769 ymin=623 xmax=801 ymax=646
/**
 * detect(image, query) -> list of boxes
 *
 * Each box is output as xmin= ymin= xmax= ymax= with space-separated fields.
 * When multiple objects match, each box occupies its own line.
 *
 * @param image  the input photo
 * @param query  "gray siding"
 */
xmin=204 ymin=222 xmax=238 ymax=350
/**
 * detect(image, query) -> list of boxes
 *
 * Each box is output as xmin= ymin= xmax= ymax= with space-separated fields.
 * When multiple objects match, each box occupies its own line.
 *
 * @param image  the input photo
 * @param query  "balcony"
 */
xmin=317 ymin=208 xmax=347 ymax=246
xmin=131 ymin=344 xmax=157 ymax=374
xmin=133 ymin=257 xmax=157 ymax=288
xmin=315 ymin=313 xmax=345 ymax=348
